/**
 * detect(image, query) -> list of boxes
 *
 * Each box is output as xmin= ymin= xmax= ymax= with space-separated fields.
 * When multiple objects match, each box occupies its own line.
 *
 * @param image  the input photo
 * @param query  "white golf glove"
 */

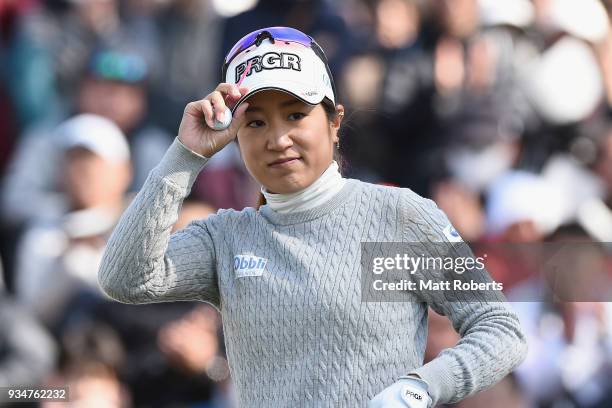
xmin=368 ymin=375 xmax=432 ymax=408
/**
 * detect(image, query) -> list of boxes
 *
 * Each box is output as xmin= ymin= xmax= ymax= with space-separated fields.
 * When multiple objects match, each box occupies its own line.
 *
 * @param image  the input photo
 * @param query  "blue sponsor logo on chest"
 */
xmin=234 ymin=254 xmax=267 ymax=278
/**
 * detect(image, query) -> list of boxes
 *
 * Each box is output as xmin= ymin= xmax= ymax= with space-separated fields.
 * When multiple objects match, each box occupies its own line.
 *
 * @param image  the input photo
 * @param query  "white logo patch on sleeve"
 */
xmin=443 ymin=224 xmax=463 ymax=242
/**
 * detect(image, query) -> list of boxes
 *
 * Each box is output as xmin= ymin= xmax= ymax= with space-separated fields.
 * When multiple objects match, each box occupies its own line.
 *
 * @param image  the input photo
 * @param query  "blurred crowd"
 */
xmin=1 ymin=0 xmax=612 ymax=407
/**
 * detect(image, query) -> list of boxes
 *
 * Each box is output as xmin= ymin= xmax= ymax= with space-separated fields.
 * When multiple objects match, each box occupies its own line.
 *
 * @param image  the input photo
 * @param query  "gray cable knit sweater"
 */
xmin=98 ymin=138 xmax=527 ymax=407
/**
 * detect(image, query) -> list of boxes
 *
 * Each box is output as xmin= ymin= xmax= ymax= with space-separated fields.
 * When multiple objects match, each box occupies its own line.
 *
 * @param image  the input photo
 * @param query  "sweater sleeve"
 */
xmin=400 ymin=189 xmax=528 ymax=407
xmin=98 ymin=137 xmax=221 ymax=308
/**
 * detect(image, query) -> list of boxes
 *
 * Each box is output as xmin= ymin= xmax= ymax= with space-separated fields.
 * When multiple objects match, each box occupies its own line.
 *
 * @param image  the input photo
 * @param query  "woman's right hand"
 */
xmin=178 ymin=83 xmax=250 ymax=158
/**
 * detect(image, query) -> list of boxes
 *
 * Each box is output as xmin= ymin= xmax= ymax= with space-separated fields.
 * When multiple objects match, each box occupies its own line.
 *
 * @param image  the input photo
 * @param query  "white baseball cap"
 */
xmin=547 ymin=0 xmax=609 ymax=43
xmin=57 ymin=114 xmax=130 ymax=163
xmin=486 ymin=171 xmax=565 ymax=235
xmin=222 ymin=27 xmax=336 ymax=115
xmin=479 ymin=0 xmax=534 ymax=28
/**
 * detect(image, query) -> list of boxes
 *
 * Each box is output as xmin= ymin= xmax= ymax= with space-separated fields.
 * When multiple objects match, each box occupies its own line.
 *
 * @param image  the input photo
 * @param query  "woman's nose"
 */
xmin=266 ymin=128 xmax=294 ymax=151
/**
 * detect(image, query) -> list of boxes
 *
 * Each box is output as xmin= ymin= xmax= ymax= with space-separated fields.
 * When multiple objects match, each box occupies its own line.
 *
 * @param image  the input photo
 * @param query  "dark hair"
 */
xmin=321 ymin=97 xmax=346 ymax=171
xmin=256 ymin=98 xmax=345 ymax=209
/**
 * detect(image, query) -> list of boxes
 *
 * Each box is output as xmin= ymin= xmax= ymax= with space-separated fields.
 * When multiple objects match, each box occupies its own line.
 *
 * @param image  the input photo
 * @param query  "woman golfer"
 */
xmin=99 ymin=27 xmax=527 ymax=407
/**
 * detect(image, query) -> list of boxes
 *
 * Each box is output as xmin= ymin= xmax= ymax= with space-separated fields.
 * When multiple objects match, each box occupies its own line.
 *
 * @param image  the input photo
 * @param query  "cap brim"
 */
xmin=230 ymin=85 xmax=325 ymax=115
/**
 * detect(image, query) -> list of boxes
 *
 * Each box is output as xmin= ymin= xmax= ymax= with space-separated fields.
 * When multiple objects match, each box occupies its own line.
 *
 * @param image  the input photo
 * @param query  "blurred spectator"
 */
xmin=1 ymin=49 xmax=171 ymax=227
xmin=510 ymin=226 xmax=612 ymax=408
xmin=157 ymin=305 xmax=221 ymax=377
xmin=11 ymin=0 xmax=162 ymax=119
xmin=157 ymin=304 xmax=236 ymax=408
xmin=44 ymin=362 xmax=131 ymax=408
xmin=42 ymin=321 xmax=132 ymax=408
xmin=517 ymin=0 xmax=609 ymax=172
xmin=374 ymin=0 xmax=421 ymax=50
xmin=89 ymin=301 xmax=227 ymax=407
xmin=13 ymin=114 xmax=132 ymax=328
xmin=76 ymin=48 xmax=172 ymax=189
xmin=148 ymin=0 xmax=223 ymax=134
xmin=338 ymin=0 xmax=432 ymax=185
xmin=0 ymin=274 xmax=58 ymax=387
xmin=433 ymin=0 xmax=535 ymax=193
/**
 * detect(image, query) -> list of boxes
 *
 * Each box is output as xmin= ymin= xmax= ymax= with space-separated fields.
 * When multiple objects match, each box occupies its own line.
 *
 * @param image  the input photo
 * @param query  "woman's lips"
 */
xmin=269 ymin=157 xmax=301 ymax=167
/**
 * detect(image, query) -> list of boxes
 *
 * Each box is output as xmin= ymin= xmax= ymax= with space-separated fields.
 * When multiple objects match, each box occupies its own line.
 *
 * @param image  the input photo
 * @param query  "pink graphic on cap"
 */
xmin=238 ymin=60 xmax=253 ymax=87
xmin=226 ymin=60 xmax=252 ymax=110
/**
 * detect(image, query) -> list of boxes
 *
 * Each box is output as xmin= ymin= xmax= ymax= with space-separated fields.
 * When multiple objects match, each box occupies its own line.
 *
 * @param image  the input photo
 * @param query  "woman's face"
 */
xmin=236 ymin=90 xmax=343 ymax=194
xmin=62 ymin=147 xmax=131 ymax=210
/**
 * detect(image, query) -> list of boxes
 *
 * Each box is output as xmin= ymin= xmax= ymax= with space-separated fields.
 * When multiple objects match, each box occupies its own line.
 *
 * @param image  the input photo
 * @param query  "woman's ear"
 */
xmin=330 ymin=104 xmax=345 ymax=143
xmin=334 ymin=104 xmax=345 ymax=128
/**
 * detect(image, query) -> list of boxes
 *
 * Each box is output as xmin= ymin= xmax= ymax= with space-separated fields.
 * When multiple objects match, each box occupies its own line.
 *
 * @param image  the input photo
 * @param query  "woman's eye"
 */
xmin=288 ymin=112 xmax=306 ymax=120
xmin=247 ymin=120 xmax=264 ymax=128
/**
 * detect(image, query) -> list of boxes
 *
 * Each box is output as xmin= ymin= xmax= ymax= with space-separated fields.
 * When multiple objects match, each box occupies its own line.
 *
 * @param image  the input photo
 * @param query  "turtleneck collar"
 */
xmin=261 ymin=160 xmax=346 ymax=214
